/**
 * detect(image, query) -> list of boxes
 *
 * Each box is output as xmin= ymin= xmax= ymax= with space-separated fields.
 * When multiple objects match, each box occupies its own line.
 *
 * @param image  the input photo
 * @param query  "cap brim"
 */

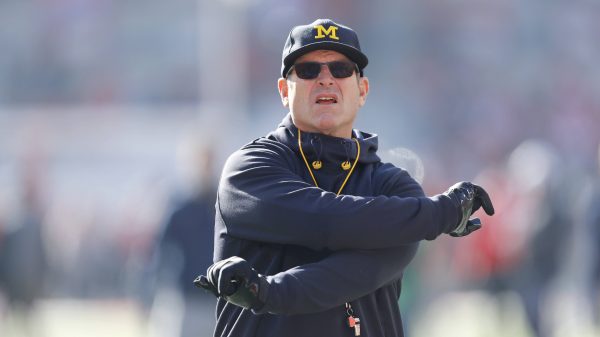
xmin=282 ymin=41 xmax=369 ymax=78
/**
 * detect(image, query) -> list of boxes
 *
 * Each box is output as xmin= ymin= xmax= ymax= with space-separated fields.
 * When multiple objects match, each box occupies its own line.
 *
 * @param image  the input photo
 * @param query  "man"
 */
xmin=195 ymin=19 xmax=495 ymax=337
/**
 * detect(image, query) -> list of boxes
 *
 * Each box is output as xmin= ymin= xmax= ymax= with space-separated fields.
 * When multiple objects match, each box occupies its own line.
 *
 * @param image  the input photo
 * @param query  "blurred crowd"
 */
xmin=1 ymin=0 xmax=599 ymax=336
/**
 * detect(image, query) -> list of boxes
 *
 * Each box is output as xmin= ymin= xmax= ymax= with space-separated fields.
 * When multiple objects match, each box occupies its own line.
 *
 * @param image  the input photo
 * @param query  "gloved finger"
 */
xmin=206 ymin=259 xmax=233 ymax=295
xmin=473 ymin=185 xmax=495 ymax=215
xmin=206 ymin=260 xmax=224 ymax=285
xmin=193 ymin=275 xmax=219 ymax=296
xmin=467 ymin=217 xmax=482 ymax=233
xmin=193 ymin=275 xmax=210 ymax=289
xmin=217 ymin=260 xmax=240 ymax=296
xmin=471 ymin=198 xmax=482 ymax=214
xmin=449 ymin=217 xmax=482 ymax=237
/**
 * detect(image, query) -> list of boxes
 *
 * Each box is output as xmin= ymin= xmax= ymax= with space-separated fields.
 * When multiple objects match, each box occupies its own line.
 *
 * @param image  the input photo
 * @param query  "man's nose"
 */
xmin=317 ymin=64 xmax=334 ymax=86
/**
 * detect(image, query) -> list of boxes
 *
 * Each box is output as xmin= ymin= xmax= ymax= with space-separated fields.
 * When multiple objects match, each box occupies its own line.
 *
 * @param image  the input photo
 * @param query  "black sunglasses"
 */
xmin=287 ymin=61 xmax=359 ymax=79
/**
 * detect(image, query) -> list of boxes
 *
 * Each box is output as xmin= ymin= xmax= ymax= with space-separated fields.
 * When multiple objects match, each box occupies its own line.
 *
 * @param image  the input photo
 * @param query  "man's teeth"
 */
xmin=317 ymin=97 xmax=336 ymax=103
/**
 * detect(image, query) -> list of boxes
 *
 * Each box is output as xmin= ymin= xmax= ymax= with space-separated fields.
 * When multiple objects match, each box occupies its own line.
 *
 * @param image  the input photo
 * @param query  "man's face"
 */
xmin=278 ymin=50 xmax=369 ymax=138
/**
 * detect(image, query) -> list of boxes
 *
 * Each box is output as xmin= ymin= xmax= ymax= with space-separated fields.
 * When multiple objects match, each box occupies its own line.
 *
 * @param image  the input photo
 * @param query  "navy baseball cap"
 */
xmin=281 ymin=19 xmax=369 ymax=78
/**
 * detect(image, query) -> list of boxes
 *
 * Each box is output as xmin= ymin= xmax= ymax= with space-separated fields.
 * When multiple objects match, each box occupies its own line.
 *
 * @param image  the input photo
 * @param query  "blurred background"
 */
xmin=0 ymin=0 xmax=599 ymax=336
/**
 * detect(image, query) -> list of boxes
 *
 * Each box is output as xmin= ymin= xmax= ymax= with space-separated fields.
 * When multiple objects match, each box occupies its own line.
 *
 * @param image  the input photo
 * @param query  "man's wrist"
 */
xmin=430 ymin=194 xmax=463 ymax=234
xmin=445 ymin=192 xmax=464 ymax=226
xmin=443 ymin=182 xmax=476 ymax=233
xmin=250 ymin=275 xmax=270 ymax=313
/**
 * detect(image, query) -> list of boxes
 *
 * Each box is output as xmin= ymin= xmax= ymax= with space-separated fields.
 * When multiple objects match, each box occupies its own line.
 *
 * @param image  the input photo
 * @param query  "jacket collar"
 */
xmin=267 ymin=113 xmax=381 ymax=165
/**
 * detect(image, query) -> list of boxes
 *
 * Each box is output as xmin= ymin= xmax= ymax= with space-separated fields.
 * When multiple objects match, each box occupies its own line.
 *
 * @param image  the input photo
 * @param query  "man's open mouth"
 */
xmin=316 ymin=96 xmax=338 ymax=104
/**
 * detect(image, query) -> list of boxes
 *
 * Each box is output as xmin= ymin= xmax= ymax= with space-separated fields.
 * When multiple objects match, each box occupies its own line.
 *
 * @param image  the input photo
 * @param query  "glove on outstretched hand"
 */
xmin=194 ymin=256 xmax=268 ymax=310
xmin=444 ymin=181 xmax=495 ymax=237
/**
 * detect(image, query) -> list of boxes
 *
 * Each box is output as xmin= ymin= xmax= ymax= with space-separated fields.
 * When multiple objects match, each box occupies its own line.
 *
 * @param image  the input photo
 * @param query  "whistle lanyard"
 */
xmin=297 ymin=129 xmax=360 ymax=196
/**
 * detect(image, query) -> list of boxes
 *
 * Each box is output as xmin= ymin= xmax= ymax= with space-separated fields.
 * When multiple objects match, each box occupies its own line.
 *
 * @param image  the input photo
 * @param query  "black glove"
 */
xmin=444 ymin=182 xmax=495 ymax=237
xmin=194 ymin=256 xmax=268 ymax=310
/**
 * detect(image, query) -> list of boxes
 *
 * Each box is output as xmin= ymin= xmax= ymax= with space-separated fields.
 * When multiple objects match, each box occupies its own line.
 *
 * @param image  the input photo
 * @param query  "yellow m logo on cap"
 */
xmin=314 ymin=25 xmax=339 ymax=40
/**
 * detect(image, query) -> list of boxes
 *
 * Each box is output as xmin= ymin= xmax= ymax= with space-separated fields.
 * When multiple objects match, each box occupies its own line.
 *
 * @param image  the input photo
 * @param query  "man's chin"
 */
xmin=314 ymin=115 xmax=337 ymax=130
xmin=315 ymin=119 xmax=351 ymax=137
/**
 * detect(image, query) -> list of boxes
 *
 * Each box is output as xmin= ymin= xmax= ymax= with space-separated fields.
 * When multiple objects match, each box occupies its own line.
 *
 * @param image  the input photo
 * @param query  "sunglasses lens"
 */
xmin=292 ymin=62 xmax=358 ymax=79
xmin=294 ymin=62 xmax=322 ymax=79
xmin=329 ymin=62 xmax=356 ymax=78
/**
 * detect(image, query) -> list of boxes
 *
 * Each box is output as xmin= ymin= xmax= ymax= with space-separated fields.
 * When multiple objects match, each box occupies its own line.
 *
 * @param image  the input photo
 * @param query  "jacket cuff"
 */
xmin=430 ymin=194 xmax=461 ymax=234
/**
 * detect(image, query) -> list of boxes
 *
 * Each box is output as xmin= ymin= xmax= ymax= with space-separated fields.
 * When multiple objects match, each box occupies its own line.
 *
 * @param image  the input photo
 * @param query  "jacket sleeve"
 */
xmin=218 ymin=141 xmax=459 ymax=251
xmin=254 ymin=165 xmax=426 ymax=314
xmin=256 ymin=245 xmax=418 ymax=315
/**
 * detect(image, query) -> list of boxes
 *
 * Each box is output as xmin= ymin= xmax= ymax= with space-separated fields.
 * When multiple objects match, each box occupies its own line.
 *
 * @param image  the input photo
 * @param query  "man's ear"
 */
xmin=358 ymin=76 xmax=369 ymax=107
xmin=278 ymin=78 xmax=289 ymax=107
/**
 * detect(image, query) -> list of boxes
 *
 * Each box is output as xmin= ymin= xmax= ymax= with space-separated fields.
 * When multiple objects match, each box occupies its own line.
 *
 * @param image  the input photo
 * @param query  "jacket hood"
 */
xmin=267 ymin=113 xmax=381 ymax=166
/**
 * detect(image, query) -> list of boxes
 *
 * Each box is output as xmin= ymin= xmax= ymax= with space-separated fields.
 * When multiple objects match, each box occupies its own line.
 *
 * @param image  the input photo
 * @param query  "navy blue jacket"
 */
xmin=212 ymin=114 xmax=460 ymax=337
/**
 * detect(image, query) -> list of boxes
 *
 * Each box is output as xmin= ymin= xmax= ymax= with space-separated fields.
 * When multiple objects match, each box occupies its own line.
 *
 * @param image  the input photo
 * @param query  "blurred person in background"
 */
xmin=576 ymin=143 xmax=600 ymax=334
xmin=0 ymin=145 xmax=49 ymax=336
xmin=518 ymin=168 xmax=570 ymax=337
xmin=449 ymin=140 xmax=568 ymax=337
xmin=149 ymin=139 xmax=218 ymax=337
xmin=507 ymin=141 xmax=600 ymax=337
xmin=593 ymin=145 xmax=600 ymax=327
xmin=194 ymin=19 xmax=495 ymax=337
